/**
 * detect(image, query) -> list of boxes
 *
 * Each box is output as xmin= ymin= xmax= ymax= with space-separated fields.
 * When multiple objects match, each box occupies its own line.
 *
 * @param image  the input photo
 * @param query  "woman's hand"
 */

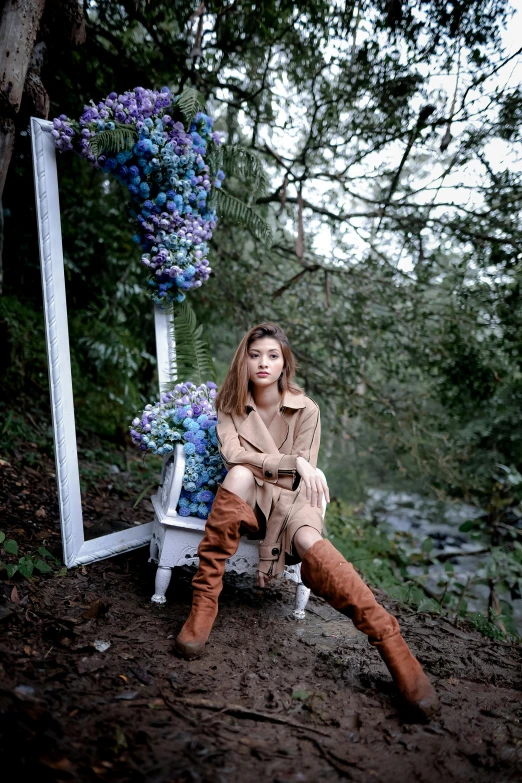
xmin=296 ymin=456 xmax=330 ymax=508
xmin=257 ymin=570 xmax=273 ymax=588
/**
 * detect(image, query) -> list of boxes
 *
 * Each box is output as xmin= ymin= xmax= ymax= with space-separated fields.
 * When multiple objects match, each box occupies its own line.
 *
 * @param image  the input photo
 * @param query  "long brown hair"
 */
xmin=216 ymin=322 xmax=302 ymax=415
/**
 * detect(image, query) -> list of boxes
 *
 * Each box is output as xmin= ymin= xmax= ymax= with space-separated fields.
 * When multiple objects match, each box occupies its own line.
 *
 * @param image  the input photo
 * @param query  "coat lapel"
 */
xmin=269 ymin=411 xmax=289 ymax=451
xmin=237 ymin=390 xmax=306 ymax=453
xmin=237 ymin=410 xmax=280 ymax=454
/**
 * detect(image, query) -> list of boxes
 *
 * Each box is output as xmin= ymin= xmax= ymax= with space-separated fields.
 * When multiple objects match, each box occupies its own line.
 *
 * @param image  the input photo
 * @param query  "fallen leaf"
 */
xmin=10 ymin=586 xmax=20 ymax=604
xmin=130 ymin=666 xmax=154 ymax=685
xmin=82 ymin=599 xmax=110 ymax=619
xmin=118 ymin=674 xmax=128 ymax=682
xmin=114 ymin=691 xmax=138 ymax=700
xmin=35 ymin=507 xmax=47 ymax=519
xmin=23 ymin=645 xmax=32 ymax=656
xmin=14 ymin=684 xmax=35 ymax=698
xmin=114 ymin=725 xmax=127 ymax=750
xmin=93 ymin=639 xmax=111 ymax=653
xmin=77 ymin=656 xmax=106 ymax=675
xmin=39 ymin=756 xmax=72 ymax=771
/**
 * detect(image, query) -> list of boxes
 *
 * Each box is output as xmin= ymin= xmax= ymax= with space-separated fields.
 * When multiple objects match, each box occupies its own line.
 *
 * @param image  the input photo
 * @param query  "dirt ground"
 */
xmin=1 ymin=456 xmax=522 ymax=782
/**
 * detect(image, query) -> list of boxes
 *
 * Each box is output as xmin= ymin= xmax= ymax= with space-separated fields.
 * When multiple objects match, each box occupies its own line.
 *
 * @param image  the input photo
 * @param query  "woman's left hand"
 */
xmin=296 ymin=456 xmax=330 ymax=508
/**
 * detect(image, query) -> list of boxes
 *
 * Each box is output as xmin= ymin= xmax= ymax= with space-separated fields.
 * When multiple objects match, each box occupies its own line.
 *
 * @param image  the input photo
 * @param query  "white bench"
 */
xmin=148 ymin=444 xmax=326 ymax=618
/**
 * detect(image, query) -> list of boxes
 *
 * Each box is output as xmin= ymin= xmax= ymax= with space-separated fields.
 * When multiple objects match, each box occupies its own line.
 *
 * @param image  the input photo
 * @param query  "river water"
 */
xmin=364 ymin=489 xmax=522 ymax=635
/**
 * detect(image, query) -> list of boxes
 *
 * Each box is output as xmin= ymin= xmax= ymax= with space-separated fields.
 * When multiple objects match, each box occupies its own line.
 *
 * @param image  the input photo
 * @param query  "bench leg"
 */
xmin=152 ymin=565 xmax=172 ymax=604
xmin=294 ymin=580 xmax=311 ymax=619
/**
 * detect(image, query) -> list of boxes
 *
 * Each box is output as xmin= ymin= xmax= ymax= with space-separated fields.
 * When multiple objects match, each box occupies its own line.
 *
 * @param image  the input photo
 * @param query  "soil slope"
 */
xmin=0 ymin=457 xmax=521 ymax=782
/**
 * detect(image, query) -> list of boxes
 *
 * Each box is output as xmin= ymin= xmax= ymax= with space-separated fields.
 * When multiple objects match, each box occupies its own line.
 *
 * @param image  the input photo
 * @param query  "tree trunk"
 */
xmin=0 ymin=0 xmax=47 ymax=196
xmin=0 ymin=117 xmax=15 ymax=198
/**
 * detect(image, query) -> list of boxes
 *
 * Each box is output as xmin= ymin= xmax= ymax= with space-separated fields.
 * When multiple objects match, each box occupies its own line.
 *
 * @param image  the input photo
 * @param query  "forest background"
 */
xmin=1 ymin=0 xmax=522 ymax=638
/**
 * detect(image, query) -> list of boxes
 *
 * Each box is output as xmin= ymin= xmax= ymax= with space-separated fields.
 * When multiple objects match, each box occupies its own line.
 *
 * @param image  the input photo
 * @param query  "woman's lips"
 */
xmin=256 ymin=372 xmax=269 ymax=377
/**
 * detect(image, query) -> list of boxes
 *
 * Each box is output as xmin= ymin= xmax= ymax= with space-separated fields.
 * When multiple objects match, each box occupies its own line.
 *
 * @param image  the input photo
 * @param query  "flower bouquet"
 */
xmin=130 ymin=381 xmax=226 ymax=519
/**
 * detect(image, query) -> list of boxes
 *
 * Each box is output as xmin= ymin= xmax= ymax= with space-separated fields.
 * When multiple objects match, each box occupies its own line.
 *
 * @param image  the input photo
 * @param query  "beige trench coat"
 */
xmin=216 ymin=389 xmax=324 ymax=578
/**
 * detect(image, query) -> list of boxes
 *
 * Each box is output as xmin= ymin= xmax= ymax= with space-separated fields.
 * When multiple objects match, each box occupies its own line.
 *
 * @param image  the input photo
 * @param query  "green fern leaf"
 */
xmin=88 ymin=123 xmax=138 ymax=160
xmin=165 ymin=300 xmax=217 ymax=387
xmin=175 ymin=87 xmax=207 ymax=129
xmin=220 ymin=145 xmax=269 ymax=195
xmin=215 ymin=188 xmax=273 ymax=247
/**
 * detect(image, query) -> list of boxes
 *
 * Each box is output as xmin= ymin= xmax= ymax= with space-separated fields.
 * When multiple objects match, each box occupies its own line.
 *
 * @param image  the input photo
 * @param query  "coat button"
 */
xmin=271 ymin=547 xmax=279 ymax=556
xmin=265 ymin=470 xmax=273 ymax=478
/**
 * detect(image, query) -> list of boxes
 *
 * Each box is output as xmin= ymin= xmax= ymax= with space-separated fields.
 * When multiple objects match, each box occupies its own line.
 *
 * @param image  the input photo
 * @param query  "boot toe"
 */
xmin=175 ymin=635 xmax=206 ymax=660
xmin=403 ymin=688 xmax=440 ymax=722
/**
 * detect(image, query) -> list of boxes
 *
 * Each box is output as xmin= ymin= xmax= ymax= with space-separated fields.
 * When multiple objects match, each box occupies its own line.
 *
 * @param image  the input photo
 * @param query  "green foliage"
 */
xmin=133 ymin=482 xmax=158 ymax=509
xmin=3 ymin=539 xmax=18 ymax=556
xmin=176 ymin=86 xmax=207 ymax=129
xmin=215 ymin=189 xmax=273 ymax=247
xmin=88 ymin=123 xmax=139 ymax=160
xmin=467 ymin=612 xmax=507 ymax=641
xmin=0 ymin=531 xmax=62 ymax=581
xmin=220 ymin=145 xmax=269 ymax=197
xmin=168 ymin=300 xmax=217 ymax=386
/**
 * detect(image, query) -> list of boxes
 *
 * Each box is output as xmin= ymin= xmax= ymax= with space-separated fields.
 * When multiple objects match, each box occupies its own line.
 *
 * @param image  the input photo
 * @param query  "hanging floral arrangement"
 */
xmin=51 ymin=86 xmax=228 ymax=304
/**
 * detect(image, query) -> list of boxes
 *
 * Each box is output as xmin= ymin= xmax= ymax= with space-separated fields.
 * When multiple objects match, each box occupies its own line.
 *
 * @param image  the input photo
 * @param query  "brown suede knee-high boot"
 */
xmin=301 ymin=539 xmax=439 ymax=721
xmin=175 ymin=485 xmax=258 ymax=660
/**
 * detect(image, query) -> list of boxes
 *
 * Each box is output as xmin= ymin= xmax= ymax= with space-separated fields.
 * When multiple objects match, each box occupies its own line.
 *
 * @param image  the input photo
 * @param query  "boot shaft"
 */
xmin=301 ymin=538 xmax=400 ymax=642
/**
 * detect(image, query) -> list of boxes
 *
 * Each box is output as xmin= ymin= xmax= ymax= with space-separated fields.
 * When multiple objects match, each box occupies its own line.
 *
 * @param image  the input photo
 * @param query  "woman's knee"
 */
xmin=225 ymin=465 xmax=255 ymax=486
xmin=222 ymin=465 xmax=255 ymax=501
xmin=293 ymin=526 xmax=322 ymax=559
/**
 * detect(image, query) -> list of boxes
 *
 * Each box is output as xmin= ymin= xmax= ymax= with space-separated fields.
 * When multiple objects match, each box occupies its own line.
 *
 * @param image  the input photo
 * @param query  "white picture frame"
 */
xmin=30 ymin=116 xmax=175 ymax=567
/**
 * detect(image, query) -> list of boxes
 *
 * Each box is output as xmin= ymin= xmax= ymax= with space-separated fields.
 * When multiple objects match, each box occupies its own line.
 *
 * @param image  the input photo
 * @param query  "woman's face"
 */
xmin=247 ymin=337 xmax=285 ymax=390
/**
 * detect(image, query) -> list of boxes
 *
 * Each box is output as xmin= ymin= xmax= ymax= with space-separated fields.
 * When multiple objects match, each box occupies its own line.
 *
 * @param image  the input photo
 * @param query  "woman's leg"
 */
xmin=176 ymin=467 xmax=258 ymax=659
xmin=293 ymin=528 xmax=439 ymax=721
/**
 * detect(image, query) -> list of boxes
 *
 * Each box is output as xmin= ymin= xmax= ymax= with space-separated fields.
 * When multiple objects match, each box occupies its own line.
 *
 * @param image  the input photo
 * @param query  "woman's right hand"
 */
xmin=256 ymin=569 xmax=273 ymax=588
xmin=296 ymin=456 xmax=330 ymax=508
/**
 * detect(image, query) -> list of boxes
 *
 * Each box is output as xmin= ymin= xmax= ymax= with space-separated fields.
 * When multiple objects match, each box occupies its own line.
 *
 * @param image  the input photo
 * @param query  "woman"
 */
xmin=176 ymin=322 xmax=439 ymax=721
